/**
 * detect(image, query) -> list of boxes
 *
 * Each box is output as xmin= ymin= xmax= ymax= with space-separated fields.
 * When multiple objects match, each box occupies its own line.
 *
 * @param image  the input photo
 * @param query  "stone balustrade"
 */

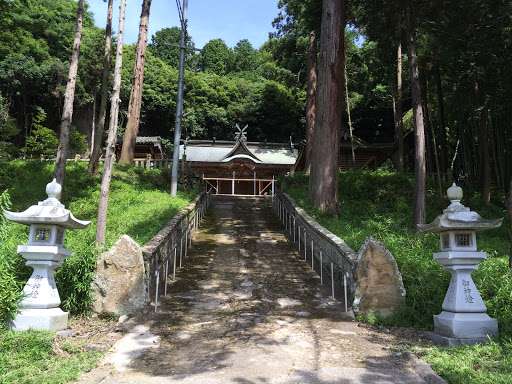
xmin=142 ymin=192 xmax=208 ymax=299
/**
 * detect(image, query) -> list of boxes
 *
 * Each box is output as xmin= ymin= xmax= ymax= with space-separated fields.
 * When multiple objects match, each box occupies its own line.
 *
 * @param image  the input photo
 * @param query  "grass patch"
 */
xmin=0 ymin=329 xmax=102 ymax=384
xmin=282 ymin=170 xmax=512 ymax=383
xmin=413 ymin=341 xmax=512 ymax=384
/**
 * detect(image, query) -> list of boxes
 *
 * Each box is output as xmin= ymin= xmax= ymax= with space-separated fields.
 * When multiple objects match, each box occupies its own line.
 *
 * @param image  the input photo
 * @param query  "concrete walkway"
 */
xmin=82 ymin=196 xmax=445 ymax=384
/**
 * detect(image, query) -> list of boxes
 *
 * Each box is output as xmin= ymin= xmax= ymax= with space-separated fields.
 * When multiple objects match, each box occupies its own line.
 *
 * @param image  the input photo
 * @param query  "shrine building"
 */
xmin=179 ymin=126 xmax=298 ymax=196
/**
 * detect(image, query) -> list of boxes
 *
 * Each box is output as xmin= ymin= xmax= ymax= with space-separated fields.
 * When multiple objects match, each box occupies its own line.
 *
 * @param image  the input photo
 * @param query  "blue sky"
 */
xmin=86 ymin=0 xmax=280 ymax=49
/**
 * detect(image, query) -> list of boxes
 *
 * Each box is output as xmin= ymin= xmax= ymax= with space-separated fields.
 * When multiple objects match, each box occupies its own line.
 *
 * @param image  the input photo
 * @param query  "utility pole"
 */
xmin=170 ymin=0 xmax=188 ymax=196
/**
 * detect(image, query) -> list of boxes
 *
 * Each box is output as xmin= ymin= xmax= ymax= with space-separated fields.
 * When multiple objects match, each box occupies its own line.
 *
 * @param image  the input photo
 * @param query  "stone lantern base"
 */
xmin=426 ymin=311 xmax=498 ymax=346
xmin=8 ymin=308 xmax=68 ymax=331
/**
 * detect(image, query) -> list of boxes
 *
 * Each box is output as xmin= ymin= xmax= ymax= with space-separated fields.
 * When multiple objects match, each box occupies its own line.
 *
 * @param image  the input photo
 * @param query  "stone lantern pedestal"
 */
xmin=3 ymin=179 xmax=90 ymax=331
xmin=418 ymin=184 xmax=502 ymax=346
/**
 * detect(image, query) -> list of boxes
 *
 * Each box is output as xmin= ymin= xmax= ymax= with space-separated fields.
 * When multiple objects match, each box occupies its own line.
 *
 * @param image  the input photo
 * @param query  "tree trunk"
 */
xmin=425 ymin=75 xmax=443 ymax=200
xmin=96 ymin=0 xmax=126 ymax=245
xmin=435 ymin=66 xmax=448 ymax=175
xmin=344 ymin=62 xmax=355 ymax=170
xmin=304 ymin=29 xmax=317 ymax=174
xmin=423 ymin=102 xmax=435 ymax=174
xmin=88 ymin=0 xmax=113 ymax=175
xmin=475 ymin=80 xmax=491 ymax=203
xmin=53 ymin=0 xmax=85 ymax=189
xmin=508 ymin=179 xmax=512 ymax=271
xmin=405 ymin=2 xmax=426 ymax=229
xmin=89 ymin=97 xmax=96 ymax=153
xmin=119 ymin=0 xmax=152 ymax=165
xmin=308 ymin=0 xmax=345 ymax=214
xmin=394 ymin=13 xmax=405 ymax=173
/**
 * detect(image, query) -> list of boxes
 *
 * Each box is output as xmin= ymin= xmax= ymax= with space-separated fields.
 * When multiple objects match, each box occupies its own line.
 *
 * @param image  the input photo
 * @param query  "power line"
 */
xmin=175 ymin=0 xmax=186 ymax=31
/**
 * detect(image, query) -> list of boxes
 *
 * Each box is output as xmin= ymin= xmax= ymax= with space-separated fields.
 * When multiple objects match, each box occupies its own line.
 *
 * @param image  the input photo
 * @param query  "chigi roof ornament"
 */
xmin=234 ymin=123 xmax=248 ymax=142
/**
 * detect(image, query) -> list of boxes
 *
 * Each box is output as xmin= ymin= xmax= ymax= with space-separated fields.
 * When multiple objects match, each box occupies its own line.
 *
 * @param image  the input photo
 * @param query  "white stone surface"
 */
xmin=9 ymin=308 xmax=68 ymax=331
xmin=440 ymin=265 xmax=487 ymax=313
xmin=106 ymin=325 xmax=160 ymax=372
xmin=18 ymin=261 xmax=62 ymax=309
xmin=434 ymin=312 xmax=498 ymax=339
xmin=277 ymin=297 xmax=302 ymax=307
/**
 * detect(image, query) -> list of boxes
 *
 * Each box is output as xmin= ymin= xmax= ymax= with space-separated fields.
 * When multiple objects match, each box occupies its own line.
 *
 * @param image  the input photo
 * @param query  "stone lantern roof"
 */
xmin=417 ymin=183 xmax=503 ymax=233
xmin=3 ymin=179 xmax=90 ymax=229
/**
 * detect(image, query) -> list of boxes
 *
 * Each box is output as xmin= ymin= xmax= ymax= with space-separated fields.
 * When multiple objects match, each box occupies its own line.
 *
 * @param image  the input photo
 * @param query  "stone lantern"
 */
xmin=418 ymin=183 xmax=503 ymax=346
xmin=3 ymin=179 xmax=90 ymax=331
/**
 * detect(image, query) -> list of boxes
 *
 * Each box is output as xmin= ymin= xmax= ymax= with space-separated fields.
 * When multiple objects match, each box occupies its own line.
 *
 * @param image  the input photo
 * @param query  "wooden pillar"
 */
xmin=254 ymin=171 xmax=256 ymax=195
xmin=146 ymin=153 xmax=151 ymax=169
xmin=232 ymin=171 xmax=235 ymax=195
xmin=272 ymin=175 xmax=275 ymax=196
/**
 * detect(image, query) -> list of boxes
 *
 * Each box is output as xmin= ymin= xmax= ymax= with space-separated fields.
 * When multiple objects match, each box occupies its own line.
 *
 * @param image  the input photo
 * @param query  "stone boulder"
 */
xmin=91 ymin=235 xmax=148 ymax=316
xmin=352 ymin=236 xmax=406 ymax=317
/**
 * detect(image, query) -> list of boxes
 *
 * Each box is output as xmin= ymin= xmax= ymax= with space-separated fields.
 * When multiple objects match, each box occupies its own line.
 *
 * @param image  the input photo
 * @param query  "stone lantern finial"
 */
xmin=46 ymin=178 xmax=61 ymax=199
xmin=43 ymin=178 xmax=63 ymax=208
xmin=445 ymin=183 xmax=465 ymax=213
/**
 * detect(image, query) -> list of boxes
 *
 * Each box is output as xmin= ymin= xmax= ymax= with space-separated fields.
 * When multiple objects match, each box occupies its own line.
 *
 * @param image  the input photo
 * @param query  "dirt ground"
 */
xmin=66 ymin=196 xmax=443 ymax=384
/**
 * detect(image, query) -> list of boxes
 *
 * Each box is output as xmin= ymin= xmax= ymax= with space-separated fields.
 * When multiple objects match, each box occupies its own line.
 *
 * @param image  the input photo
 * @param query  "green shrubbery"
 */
xmin=0 ymin=190 xmax=25 ymax=325
xmin=20 ymin=109 xmax=87 ymax=160
xmin=0 ymin=161 xmax=197 ymax=324
xmin=282 ymin=171 xmax=511 ymax=335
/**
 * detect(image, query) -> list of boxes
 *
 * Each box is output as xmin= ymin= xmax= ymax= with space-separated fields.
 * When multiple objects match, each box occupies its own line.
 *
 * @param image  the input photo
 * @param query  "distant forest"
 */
xmin=0 ymin=0 xmax=511 ymax=194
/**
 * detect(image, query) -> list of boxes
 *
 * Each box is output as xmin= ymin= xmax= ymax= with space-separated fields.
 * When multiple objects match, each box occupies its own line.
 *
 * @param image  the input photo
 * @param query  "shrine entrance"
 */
xmin=179 ymin=124 xmax=297 ymax=197
xmin=204 ymin=175 xmax=275 ymax=196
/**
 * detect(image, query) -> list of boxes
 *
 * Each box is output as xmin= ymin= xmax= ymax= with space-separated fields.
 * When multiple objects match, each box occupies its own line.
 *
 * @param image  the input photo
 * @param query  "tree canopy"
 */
xmin=0 ymin=0 xmax=510 ymax=199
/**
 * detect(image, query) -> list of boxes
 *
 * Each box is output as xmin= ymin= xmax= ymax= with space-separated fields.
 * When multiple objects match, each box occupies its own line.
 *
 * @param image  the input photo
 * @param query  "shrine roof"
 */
xmin=179 ymin=140 xmax=298 ymax=165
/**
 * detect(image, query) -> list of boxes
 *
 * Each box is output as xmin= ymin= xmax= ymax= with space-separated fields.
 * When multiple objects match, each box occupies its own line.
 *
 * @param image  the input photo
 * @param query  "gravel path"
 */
xmin=77 ymin=196 xmax=445 ymax=384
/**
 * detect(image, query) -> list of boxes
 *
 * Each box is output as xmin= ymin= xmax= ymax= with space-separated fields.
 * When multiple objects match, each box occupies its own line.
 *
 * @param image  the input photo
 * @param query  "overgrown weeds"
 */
xmin=283 ymin=170 xmax=510 ymax=332
xmin=0 ymin=160 xmax=197 ymax=320
xmin=282 ymin=170 xmax=512 ymax=383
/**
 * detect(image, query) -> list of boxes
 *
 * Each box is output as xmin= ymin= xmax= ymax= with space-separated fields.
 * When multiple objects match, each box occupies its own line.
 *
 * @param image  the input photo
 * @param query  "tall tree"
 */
xmin=434 ymin=66 xmax=448 ymax=175
xmin=53 ymin=0 xmax=85 ymax=188
xmin=119 ymin=0 xmax=151 ymax=164
xmin=405 ymin=1 xmax=426 ymax=229
xmin=308 ymin=0 xmax=345 ymax=214
xmin=393 ymin=13 xmax=404 ymax=173
xmin=148 ymin=26 xmax=195 ymax=69
xmin=88 ymin=0 xmax=113 ymax=175
xmin=196 ymin=39 xmax=234 ymax=76
xmin=233 ymin=39 xmax=259 ymax=73
xmin=508 ymin=179 xmax=512 ymax=271
xmin=475 ymin=80 xmax=491 ymax=203
xmin=304 ymin=29 xmax=317 ymax=174
xmin=96 ymin=0 xmax=126 ymax=245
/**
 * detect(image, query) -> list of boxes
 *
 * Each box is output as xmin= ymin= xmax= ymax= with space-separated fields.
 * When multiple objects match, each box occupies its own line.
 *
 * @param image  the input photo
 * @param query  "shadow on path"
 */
xmin=82 ymin=196 xmax=444 ymax=384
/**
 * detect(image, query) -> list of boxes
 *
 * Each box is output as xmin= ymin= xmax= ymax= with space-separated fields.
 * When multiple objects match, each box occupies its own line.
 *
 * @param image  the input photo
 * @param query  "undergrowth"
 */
xmin=282 ymin=170 xmax=512 ymax=383
xmin=282 ymin=170 xmax=511 ymax=333
xmin=0 ymin=161 xmax=197 ymax=323
xmin=0 ymin=329 xmax=102 ymax=383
